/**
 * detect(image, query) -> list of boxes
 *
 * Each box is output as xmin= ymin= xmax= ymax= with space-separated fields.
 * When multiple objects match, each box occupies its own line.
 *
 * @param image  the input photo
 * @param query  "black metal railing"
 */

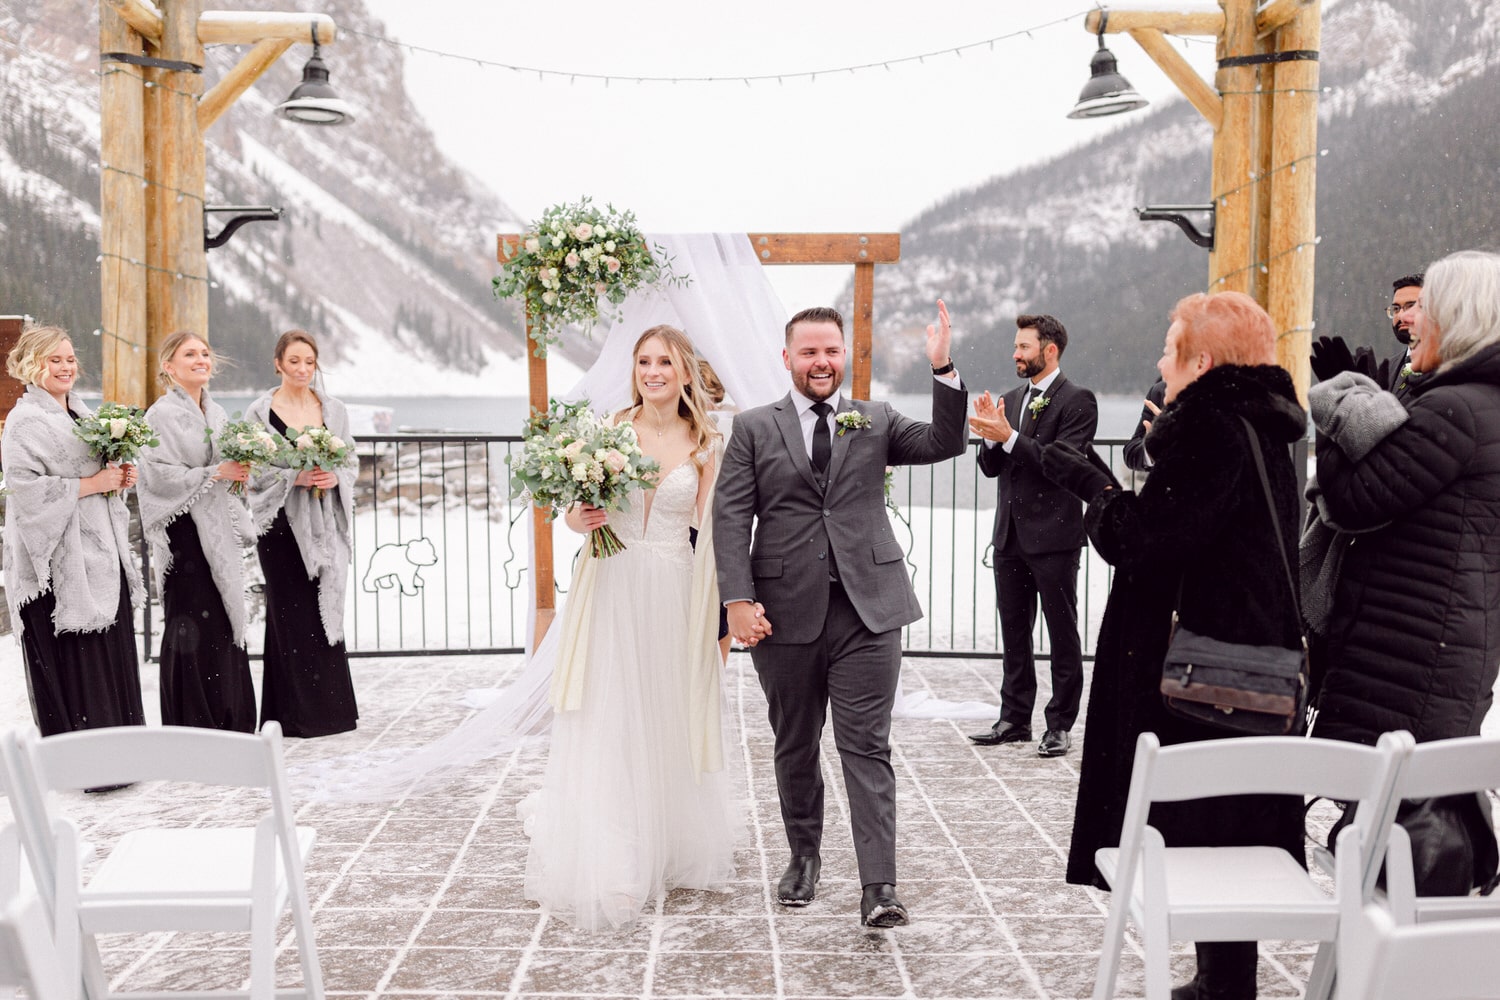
xmin=135 ymin=434 xmax=1137 ymax=660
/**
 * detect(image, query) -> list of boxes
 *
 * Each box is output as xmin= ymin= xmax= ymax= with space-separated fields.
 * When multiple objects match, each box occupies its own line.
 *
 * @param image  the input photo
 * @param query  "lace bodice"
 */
xmin=608 ymin=462 xmax=698 ymax=558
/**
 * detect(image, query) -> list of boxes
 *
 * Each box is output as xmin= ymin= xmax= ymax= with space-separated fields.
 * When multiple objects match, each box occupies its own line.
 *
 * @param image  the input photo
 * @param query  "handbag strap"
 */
xmin=1238 ymin=415 xmax=1303 ymax=635
xmin=1170 ymin=417 xmax=1301 ymax=631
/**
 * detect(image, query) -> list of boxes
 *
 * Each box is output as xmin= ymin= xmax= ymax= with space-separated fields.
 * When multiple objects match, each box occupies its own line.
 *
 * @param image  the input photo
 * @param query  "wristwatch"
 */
xmin=931 ymin=359 xmax=956 ymax=376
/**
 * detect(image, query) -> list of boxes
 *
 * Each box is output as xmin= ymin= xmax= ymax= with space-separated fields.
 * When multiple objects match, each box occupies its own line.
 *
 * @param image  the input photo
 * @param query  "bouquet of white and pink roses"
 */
xmin=508 ymin=397 xmax=660 ymax=558
xmin=282 ymin=425 xmax=354 ymax=500
xmin=214 ymin=417 xmax=283 ymax=496
xmin=74 ymin=402 xmax=158 ymax=496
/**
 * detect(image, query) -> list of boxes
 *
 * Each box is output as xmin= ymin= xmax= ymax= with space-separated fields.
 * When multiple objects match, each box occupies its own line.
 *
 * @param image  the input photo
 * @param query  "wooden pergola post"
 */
xmin=1086 ymin=1 xmax=1321 ymax=399
xmin=497 ymin=231 xmax=900 ymax=646
xmin=97 ymin=0 xmax=340 ymax=407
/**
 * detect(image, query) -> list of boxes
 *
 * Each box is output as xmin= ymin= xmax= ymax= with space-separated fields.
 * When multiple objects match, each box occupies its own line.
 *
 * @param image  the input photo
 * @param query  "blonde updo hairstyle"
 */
xmin=155 ymin=330 xmax=218 ymax=391
xmin=620 ymin=324 xmax=720 ymax=468
xmin=5 ymin=324 xmax=74 ymax=387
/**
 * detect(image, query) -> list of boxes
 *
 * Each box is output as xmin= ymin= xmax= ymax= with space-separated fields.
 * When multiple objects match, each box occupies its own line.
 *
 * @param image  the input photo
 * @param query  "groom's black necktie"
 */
xmin=811 ymin=402 xmax=832 ymax=473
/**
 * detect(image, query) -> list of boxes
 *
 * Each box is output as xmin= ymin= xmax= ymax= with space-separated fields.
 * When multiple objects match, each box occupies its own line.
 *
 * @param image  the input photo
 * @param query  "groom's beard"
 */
xmin=1392 ymin=320 xmax=1412 ymax=346
xmin=1015 ymin=356 xmax=1045 ymax=380
xmin=792 ymin=367 xmax=842 ymax=401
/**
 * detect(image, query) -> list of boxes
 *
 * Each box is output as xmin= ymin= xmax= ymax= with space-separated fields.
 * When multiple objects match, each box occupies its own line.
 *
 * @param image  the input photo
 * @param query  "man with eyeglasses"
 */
xmin=1310 ymin=272 xmax=1424 ymax=401
xmin=1386 ymin=273 xmax=1423 ymax=400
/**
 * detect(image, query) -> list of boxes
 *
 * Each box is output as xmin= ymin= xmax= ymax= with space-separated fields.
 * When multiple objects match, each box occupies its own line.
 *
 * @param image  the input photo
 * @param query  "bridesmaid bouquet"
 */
xmin=283 ymin=425 xmax=353 ymax=500
xmin=509 ymin=397 xmax=660 ymax=558
xmin=74 ymin=403 xmax=158 ymax=496
xmin=214 ymin=418 xmax=283 ymax=496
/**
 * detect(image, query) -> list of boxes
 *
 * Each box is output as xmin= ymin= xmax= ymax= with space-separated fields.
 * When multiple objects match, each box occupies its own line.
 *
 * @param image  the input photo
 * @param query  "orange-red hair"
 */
xmin=1170 ymin=291 xmax=1276 ymax=367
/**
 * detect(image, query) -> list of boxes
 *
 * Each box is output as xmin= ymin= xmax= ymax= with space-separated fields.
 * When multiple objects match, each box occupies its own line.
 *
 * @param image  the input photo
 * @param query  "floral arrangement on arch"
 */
xmin=492 ymin=197 xmax=686 ymax=355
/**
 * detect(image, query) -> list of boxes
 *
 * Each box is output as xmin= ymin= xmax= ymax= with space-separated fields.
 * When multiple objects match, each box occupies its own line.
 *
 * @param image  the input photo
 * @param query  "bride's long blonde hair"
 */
xmin=618 ymin=325 xmax=720 ymax=469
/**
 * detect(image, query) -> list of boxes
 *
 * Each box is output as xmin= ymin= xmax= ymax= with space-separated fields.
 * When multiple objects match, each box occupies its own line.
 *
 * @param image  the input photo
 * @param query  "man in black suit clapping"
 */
xmin=969 ymin=315 xmax=1098 ymax=758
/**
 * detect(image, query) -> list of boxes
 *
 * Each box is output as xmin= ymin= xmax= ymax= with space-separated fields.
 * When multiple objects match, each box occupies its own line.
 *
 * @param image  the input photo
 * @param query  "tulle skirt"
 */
xmin=520 ymin=540 xmax=742 ymax=931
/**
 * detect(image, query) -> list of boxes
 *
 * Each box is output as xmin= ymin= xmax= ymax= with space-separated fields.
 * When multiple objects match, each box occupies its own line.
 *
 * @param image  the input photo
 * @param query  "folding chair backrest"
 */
xmin=1394 ymin=735 xmax=1500 ymax=799
xmin=24 ymin=725 xmax=274 ymax=792
xmin=0 ymin=895 xmax=69 ymax=1000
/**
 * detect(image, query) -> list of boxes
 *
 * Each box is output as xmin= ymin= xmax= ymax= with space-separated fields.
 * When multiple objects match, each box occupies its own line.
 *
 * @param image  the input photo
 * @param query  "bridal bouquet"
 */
xmin=283 ymin=425 xmax=354 ymax=500
xmin=508 ymin=397 xmax=660 ymax=558
xmin=492 ymin=197 xmax=685 ymax=355
xmin=214 ymin=418 xmax=283 ymax=496
xmin=74 ymin=403 xmax=158 ymax=496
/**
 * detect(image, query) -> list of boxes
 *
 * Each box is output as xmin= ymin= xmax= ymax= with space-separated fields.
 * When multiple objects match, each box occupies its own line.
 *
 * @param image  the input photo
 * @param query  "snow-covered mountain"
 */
xmin=0 ymin=0 xmax=586 ymax=393
xmin=859 ymin=0 xmax=1500 ymax=394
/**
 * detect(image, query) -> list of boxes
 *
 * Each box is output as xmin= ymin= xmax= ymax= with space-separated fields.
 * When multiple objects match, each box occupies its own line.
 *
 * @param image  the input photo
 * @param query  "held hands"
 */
xmin=81 ymin=463 xmax=133 ymax=496
xmin=215 ymin=461 xmax=250 ymax=483
xmin=564 ymin=502 xmax=608 ymax=533
xmin=968 ymin=391 xmax=1014 ymax=443
xmin=926 ymin=299 xmax=954 ymax=369
xmin=726 ymin=601 xmax=772 ymax=647
xmin=1040 ymin=442 xmax=1119 ymax=502
xmin=294 ymin=468 xmax=338 ymax=490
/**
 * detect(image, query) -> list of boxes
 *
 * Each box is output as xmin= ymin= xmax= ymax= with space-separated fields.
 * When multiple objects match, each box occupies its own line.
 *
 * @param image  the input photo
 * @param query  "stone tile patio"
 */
xmin=1 ymin=651 xmax=1326 ymax=999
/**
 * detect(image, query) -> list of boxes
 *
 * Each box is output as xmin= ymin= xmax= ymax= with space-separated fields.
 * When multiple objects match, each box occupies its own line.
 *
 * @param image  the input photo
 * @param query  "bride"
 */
xmin=520 ymin=324 xmax=742 ymax=930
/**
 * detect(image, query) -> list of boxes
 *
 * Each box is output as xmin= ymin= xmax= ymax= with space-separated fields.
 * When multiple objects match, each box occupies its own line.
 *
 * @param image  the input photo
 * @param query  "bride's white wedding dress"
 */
xmin=520 ymin=462 xmax=742 ymax=931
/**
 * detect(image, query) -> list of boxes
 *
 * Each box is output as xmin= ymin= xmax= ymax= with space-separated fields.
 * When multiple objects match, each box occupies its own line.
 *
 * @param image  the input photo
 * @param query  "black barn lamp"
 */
xmin=275 ymin=23 xmax=355 ymax=125
xmin=1067 ymin=13 xmax=1149 ymax=120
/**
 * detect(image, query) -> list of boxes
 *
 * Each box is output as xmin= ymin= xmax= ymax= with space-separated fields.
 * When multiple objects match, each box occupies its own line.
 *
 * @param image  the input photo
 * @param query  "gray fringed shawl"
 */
xmin=243 ymin=388 xmax=356 ymax=644
xmin=1 ymin=385 xmax=144 ymax=639
xmin=136 ymin=386 xmax=255 ymax=646
xmin=1300 ymin=371 xmax=1409 ymax=635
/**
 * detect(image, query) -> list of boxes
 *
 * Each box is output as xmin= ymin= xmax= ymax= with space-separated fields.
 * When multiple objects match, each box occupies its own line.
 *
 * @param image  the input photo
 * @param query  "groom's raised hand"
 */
xmin=926 ymin=299 xmax=954 ymax=369
xmin=726 ymin=601 xmax=772 ymax=647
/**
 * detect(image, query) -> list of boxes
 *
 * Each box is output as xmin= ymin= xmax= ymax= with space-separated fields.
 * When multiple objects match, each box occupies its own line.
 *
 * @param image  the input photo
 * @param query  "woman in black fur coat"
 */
xmin=1043 ymin=291 xmax=1307 ymax=1000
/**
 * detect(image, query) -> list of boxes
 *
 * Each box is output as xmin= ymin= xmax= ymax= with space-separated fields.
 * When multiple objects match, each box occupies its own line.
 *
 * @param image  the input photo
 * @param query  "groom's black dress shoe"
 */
xmin=777 ymin=855 xmax=821 ymax=906
xmin=1038 ymin=729 xmax=1072 ymax=757
xmin=968 ymin=722 xmax=1031 ymax=746
xmin=859 ymin=883 xmax=909 ymax=928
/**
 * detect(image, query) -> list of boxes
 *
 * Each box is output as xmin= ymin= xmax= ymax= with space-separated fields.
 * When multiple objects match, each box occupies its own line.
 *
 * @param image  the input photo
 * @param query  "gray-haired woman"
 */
xmin=1 ymin=325 xmax=144 ymax=740
xmin=1311 ymin=249 xmax=1500 ymax=895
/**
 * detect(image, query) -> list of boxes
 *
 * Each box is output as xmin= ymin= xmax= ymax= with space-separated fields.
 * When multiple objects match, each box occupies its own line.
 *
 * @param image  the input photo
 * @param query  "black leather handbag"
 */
xmin=1159 ymin=417 xmax=1309 ymax=735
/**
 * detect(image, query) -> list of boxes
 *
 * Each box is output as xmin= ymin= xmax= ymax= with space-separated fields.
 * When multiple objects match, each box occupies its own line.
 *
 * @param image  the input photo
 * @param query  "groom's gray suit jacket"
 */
xmin=714 ymin=379 xmax=969 ymax=642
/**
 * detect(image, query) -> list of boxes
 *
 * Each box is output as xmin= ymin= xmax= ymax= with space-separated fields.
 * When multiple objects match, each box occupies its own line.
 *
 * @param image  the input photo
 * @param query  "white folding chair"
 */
xmin=1335 ymin=824 xmax=1500 ymax=1000
xmin=1091 ymin=729 xmax=1413 ymax=1000
xmin=0 ymin=894 xmax=70 ymax=1000
xmin=1379 ymin=734 xmax=1500 ymax=925
xmin=8 ymin=722 xmax=324 ymax=1000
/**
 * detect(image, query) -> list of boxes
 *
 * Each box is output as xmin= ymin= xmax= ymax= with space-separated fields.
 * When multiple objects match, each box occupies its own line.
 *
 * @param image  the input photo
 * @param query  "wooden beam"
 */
xmin=1208 ymin=0 xmax=1259 ymax=296
xmin=1085 ymin=7 xmax=1224 ymax=37
xmin=746 ymin=233 xmax=899 ymax=265
xmin=1266 ymin=0 xmax=1321 ymax=403
xmin=99 ymin=0 xmax=149 ymax=408
xmin=1256 ymin=0 xmax=1314 ymax=37
xmin=144 ymin=0 xmax=207 ymax=405
xmin=101 ymin=0 xmax=161 ymax=43
xmin=525 ymin=314 xmax=556 ymax=643
xmin=851 ymin=263 xmax=874 ymax=400
xmin=1128 ymin=28 xmax=1223 ymax=130
xmin=198 ymin=11 xmax=336 ymax=46
xmin=198 ymin=37 xmax=292 ymax=130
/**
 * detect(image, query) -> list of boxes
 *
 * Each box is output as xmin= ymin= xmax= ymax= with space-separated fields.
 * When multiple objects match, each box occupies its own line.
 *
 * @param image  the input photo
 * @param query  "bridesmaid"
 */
xmin=1 ymin=324 xmax=145 ymax=739
xmin=245 ymin=329 xmax=358 ymax=737
xmin=137 ymin=331 xmax=257 ymax=732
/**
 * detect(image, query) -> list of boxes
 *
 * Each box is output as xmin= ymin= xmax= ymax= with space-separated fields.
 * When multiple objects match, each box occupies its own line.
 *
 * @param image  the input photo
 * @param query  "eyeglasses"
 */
xmin=1386 ymin=301 xmax=1419 ymax=319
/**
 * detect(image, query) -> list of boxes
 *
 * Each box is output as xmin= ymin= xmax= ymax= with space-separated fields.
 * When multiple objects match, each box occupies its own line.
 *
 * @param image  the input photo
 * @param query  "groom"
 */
xmin=714 ymin=302 xmax=967 ymax=927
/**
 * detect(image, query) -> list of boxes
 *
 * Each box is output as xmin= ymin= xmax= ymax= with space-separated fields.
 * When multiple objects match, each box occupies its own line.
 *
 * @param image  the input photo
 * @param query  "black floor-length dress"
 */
xmin=19 ymin=570 xmax=145 ymax=737
xmin=255 ymin=409 xmax=358 ymax=738
xmin=159 ymin=515 xmax=256 ymax=731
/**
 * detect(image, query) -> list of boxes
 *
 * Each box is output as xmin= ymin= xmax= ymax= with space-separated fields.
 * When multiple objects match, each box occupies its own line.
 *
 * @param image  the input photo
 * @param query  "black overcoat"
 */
xmin=1065 ymin=364 xmax=1309 ymax=888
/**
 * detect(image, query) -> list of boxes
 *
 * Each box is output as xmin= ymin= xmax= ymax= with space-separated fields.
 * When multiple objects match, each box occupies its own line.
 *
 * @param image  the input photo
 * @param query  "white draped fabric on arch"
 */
xmin=298 ymin=233 xmax=993 ymax=802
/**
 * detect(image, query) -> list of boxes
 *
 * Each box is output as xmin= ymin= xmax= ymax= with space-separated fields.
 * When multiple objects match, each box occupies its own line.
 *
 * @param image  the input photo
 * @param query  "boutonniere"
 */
xmin=1397 ymin=363 xmax=1419 ymax=391
xmin=835 ymin=411 xmax=871 ymax=436
xmin=1028 ymin=394 xmax=1051 ymax=417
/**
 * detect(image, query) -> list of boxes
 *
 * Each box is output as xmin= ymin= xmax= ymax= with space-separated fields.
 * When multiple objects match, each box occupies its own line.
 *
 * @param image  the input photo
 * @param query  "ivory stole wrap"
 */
xmin=242 ymin=388 xmax=356 ymax=644
xmin=0 ymin=386 xmax=143 ymax=639
xmin=136 ymin=386 xmax=255 ymax=646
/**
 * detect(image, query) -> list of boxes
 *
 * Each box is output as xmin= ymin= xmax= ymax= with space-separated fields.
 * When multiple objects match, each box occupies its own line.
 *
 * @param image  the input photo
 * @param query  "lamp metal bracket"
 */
xmin=204 ymin=205 xmax=283 ymax=250
xmin=1135 ymin=203 xmax=1216 ymax=250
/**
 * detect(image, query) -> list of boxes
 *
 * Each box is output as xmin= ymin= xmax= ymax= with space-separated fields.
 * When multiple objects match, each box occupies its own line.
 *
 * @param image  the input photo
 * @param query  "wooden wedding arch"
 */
xmin=495 ymin=231 xmax=900 ymax=641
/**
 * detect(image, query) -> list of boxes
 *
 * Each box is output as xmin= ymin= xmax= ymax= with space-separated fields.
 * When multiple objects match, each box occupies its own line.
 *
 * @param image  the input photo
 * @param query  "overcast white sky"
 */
xmin=357 ymin=0 xmax=1223 ymax=310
